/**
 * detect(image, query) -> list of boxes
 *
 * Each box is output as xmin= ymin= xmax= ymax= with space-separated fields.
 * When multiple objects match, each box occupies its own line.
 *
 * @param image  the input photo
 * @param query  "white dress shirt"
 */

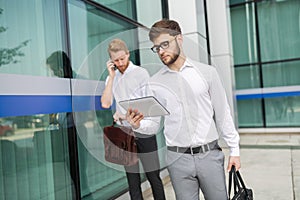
xmin=105 ymin=62 xmax=160 ymax=135
xmin=149 ymin=58 xmax=240 ymax=156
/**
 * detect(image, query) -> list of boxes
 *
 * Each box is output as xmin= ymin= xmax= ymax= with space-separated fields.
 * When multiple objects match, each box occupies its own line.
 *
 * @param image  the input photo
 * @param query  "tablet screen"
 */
xmin=119 ymin=96 xmax=169 ymax=117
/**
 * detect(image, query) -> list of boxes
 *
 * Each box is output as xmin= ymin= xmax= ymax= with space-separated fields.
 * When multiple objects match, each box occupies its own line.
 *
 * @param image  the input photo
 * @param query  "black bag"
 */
xmin=103 ymin=122 xmax=138 ymax=166
xmin=228 ymin=166 xmax=253 ymax=200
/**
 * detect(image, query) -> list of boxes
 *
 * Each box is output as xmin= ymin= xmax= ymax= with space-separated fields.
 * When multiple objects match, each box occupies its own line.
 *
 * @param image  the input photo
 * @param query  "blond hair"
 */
xmin=107 ymin=39 xmax=129 ymax=56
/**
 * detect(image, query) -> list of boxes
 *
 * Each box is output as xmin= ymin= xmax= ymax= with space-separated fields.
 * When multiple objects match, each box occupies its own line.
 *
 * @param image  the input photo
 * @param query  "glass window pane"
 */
xmin=196 ymin=0 xmax=206 ymax=38
xmin=258 ymin=0 xmax=300 ymax=61
xmin=230 ymin=0 xmax=247 ymax=5
xmin=265 ymin=96 xmax=300 ymax=127
xmin=68 ymin=1 xmax=166 ymax=198
xmin=92 ymin=0 xmax=164 ymax=27
xmin=0 ymin=1 xmax=66 ymax=76
xmin=230 ymin=3 xmax=257 ymax=65
xmin=68 ymin=1 xmax=138 ymax=198
xmin=0 ymin=113 xmax=73 ymax=199
xmin=136 ymin=0 xmax=163 ymax=27
xmin=237 ymin=99 xmax=264 ymax=127
xmin=68 ymin=1 xmax=137 ymax=81
xmin=0 ymin=1 xmax=74 ymax=199
xmin=93 ymin=0 xmax=136 ymax=20
xmin=262 ymin=60 xmax=300 ymax=87
xmin=235 ymin=65 xmax=261 ymax=89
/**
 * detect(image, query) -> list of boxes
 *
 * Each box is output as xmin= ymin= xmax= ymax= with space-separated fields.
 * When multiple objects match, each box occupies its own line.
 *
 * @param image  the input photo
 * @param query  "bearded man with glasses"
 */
xmin=126 ymin=19 xmax=241 ymax=200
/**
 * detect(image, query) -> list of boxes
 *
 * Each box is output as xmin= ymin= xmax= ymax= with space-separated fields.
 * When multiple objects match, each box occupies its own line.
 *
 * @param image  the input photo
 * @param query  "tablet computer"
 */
xmin=119 ymin=96 xmax=169 ymax=117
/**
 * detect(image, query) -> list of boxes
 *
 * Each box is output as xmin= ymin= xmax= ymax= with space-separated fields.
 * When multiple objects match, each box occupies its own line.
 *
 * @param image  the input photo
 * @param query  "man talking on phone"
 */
xmin=101 ymin=39 xmax=165 ymax=200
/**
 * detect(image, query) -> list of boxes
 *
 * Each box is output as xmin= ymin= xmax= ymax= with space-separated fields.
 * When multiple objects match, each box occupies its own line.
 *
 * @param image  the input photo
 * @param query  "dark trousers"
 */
xmin=124 ymin=134 xmax=166 ymax=200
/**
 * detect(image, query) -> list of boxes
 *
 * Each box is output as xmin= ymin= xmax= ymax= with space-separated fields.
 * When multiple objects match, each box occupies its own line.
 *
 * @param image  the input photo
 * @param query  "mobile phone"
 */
xmin=108 ymin=59 xmax=117 ymax=71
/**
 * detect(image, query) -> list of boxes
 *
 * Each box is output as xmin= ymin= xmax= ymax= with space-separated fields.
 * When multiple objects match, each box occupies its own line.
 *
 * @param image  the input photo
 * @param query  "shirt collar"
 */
xmin=116 ymin=61 xmax=134 ymax=76
xmin=181 ymin=58 xmax=194 ymax=71
xmin=160 ymin=58 xmax=194 ymax=74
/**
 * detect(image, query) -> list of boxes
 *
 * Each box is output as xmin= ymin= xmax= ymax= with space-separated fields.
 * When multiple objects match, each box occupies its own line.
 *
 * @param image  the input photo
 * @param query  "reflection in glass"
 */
xmin=93 ymin=0 xmax=136 ymax=20
xmin=0 ymin=0 xmax=74 ymax=198
xmin=258 ymin=0 xmax=300 ymax=62
xmin=46 ymin=51 xmax=70 ymax=78
xmin=232 ymin=0 xmax=300 ymax=128
xmin=68 ymin=1 xmax=138 ymax=198
xmin=265 ymin=96 xmax=300 ymax=127
xmin=235 ymin=65 xmax=261 ymax=89
xmin=230 ymin=3 xmax=257 ymax=65
xmin=262 ymin=60 xmax=300 ymax=87
xmin=0 ymin=114 xmax=73 ymax=199
xmin=0 ymin=1 xmax=65 ymax=76
xmin=237 ymin=99 xmax=264 ymax=127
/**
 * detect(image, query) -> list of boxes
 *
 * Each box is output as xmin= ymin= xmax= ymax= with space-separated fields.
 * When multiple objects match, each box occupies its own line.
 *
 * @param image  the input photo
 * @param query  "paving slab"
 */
xmin=292 ymin=150 xmax=300 ymax=200
xmin=117 ymin=133 xmax=300 ymax=200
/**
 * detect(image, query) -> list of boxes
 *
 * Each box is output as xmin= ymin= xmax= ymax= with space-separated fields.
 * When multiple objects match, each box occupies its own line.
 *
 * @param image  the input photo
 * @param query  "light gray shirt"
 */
xmin=149 ymin=58 xmax=240 ymax=156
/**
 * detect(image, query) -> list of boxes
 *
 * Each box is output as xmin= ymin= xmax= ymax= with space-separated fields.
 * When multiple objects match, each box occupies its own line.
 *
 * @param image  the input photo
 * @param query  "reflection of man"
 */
xmin=47 ymin=51 xmax=71 ymax=78
xmin=127 ymin=19 xmax=240 ymax=200
xmin=101 ymin=39 xmax=165 ymax=200
xmin=47 ymin=50 xmax=84 ymax=79
xmin=46 ymin=51 xmax=90 ymax=195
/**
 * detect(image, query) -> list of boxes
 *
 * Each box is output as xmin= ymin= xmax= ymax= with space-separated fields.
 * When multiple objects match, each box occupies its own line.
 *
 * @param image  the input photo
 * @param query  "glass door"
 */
xmin=0 ymin=1 xmax=74 ymax=199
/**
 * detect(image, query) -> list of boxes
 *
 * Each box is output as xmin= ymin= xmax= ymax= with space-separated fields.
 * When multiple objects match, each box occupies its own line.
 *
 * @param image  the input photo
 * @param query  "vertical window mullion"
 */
xmin=253 ymin=2 xmax=266 ymax=127
xmin=61 ymin=0 xmax=81 ymax=199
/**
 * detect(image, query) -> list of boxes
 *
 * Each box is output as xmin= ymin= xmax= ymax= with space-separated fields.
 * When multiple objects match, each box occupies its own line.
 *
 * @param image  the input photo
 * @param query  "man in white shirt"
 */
xmin=126 ymin=20 xmax=241 ymax=200
xmin=101 ymin=39 xmax=165 ymax=200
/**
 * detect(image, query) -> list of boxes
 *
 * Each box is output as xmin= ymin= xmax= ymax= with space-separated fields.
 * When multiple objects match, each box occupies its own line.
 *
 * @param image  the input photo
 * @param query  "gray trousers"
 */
xmin=166 ymin=148 xmax=228 ymax=200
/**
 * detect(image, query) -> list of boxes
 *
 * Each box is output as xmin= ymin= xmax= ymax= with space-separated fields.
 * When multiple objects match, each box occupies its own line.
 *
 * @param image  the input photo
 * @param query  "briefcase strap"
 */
xmin=228 ymin=166 xmax=250 ymax=198
xmin=236 ymin=170 xmax=247 ymax=191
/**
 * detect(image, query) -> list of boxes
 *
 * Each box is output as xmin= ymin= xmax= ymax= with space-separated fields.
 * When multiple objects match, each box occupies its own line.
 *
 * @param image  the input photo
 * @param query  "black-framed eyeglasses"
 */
xmin=150 ymin=36 xmax=177 ymax=53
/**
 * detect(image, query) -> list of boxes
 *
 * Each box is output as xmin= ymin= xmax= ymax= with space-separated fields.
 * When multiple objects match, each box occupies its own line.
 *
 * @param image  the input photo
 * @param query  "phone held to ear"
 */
xmin=108 ymin=59 xmax=117 ymax=71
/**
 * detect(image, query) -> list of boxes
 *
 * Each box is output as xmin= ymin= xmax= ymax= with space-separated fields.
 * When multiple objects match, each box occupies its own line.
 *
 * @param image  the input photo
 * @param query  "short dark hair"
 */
xmin=46 ymin=51 xmax=71 ymax=78
xmin=148 ymin=19 xmax=182 ymax=42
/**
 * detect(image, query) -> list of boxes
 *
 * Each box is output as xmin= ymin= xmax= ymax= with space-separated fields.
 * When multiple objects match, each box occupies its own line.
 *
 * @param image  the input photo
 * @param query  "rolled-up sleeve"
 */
xmin=134 ymin=116 xmax=161 ymax=135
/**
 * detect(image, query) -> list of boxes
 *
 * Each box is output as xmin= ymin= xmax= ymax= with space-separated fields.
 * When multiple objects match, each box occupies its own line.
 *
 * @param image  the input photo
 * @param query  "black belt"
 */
xmin=167 ymin=140 xmax=218 ymax=155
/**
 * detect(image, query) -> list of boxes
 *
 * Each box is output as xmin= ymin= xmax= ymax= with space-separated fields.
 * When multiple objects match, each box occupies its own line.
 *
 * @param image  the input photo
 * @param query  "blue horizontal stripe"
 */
xmin=0 ymin=95 xmax=108 ymax=117
xmin=236 ymin=91 xmax=300 ymax=100
xmin=1 ymin=91 xmax=299 ymax=117
xmin=72 ymin=95 xmax=102 ymax=112
xmin=0 ymin=95 xmax=72 ymax=117
xmin=263 ymin=91 xmax=300 ymax=98
xmin=236 ymin=93 xmax=263 ymax=100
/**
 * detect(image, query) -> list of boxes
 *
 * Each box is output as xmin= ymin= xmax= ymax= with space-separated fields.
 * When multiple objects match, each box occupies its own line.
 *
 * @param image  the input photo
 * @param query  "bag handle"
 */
xmin=228 ymin=166 xmax=250 ymax=199
xmin=228 ymin=166 xmax=234 ymax=198
xmin=236 ymin=170 xmax=247 ymax=190
xmin=229 ymin=166 xmax=241 ymax=198
xmin=112 ymin=118 xmax=124 ymax=126
xmin=235 ymin=169 xmax=250 ymax=196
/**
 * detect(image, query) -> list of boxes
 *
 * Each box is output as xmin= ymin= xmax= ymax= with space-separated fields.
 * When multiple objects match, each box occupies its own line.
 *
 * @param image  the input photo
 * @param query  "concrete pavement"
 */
xmin=118 ymin=132 xmax=300 ymax=200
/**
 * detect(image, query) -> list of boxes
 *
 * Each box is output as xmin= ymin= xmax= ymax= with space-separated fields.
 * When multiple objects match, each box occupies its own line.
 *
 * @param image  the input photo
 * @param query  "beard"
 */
xmin=160 ymin=41 xmax=181 ymax=66
xmin=118 ymin=59 xmax=130 ymax=73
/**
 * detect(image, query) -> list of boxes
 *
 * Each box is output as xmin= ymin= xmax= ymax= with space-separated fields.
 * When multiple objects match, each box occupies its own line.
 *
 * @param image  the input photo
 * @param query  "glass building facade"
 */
xmin=0 ymin=0 xmax=167 ymax=199
xmin=230 ymin=0 xmax=300 ymax=128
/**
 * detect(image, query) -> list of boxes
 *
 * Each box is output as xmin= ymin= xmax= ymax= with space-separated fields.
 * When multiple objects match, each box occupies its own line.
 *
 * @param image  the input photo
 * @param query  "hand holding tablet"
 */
xmin=119 ymin=96 xmax=169 ymax=117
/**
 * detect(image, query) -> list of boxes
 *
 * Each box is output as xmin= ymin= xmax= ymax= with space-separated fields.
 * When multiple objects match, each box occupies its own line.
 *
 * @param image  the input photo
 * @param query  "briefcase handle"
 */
xmin=111 ymin=119 xmax=124 ymax=127
xmin=109 ymin=121 xmax=119 ymax=127
xmin=228 ymin=166 xmax=250 ymax=198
